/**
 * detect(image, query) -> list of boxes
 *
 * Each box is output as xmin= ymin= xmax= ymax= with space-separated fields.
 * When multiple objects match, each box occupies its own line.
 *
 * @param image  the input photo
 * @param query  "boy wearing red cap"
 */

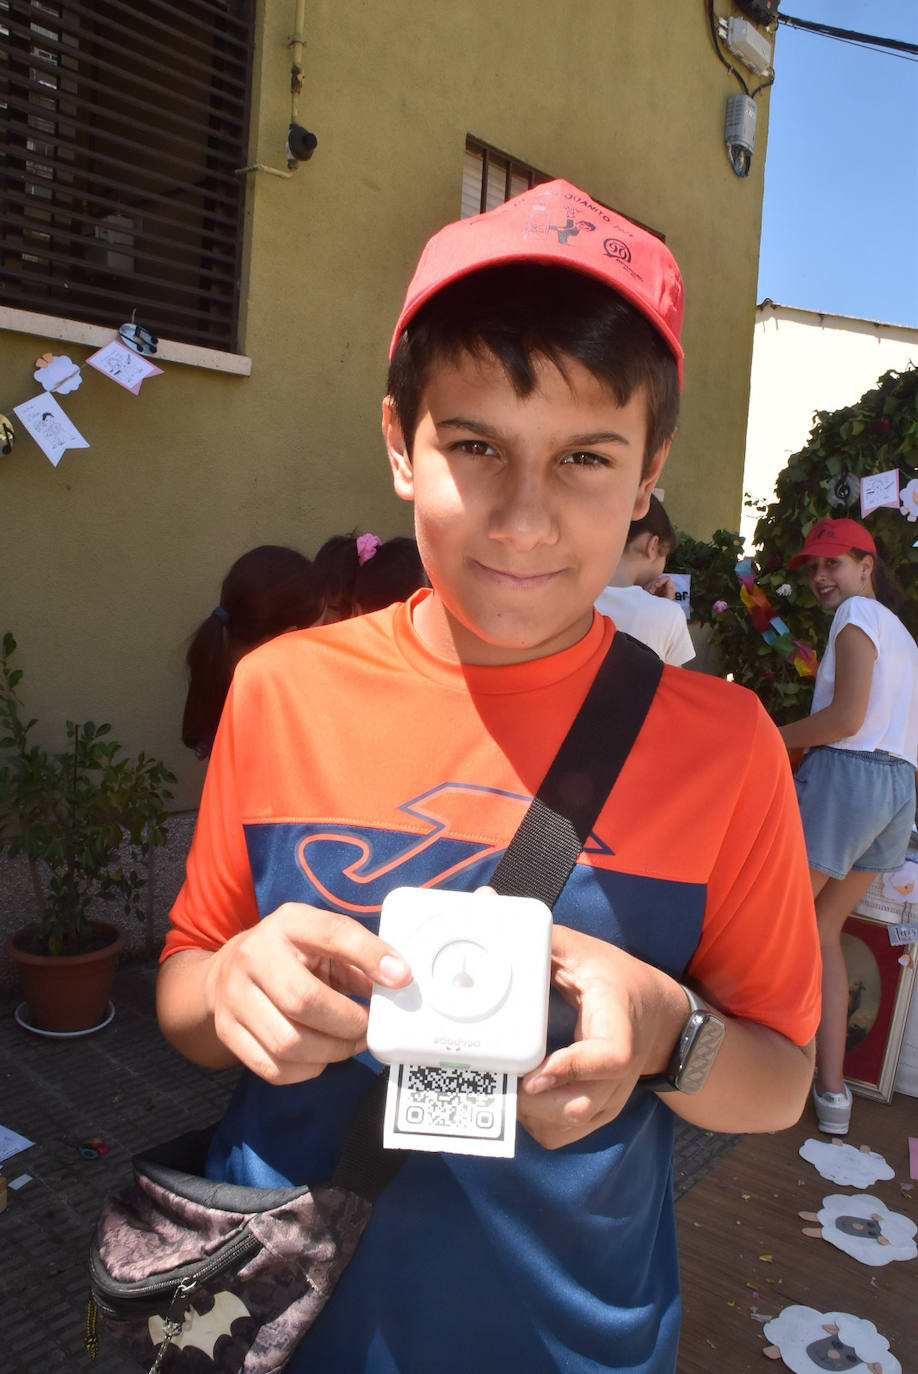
xmin=158 ymin=181 xmax=820 ymax=1373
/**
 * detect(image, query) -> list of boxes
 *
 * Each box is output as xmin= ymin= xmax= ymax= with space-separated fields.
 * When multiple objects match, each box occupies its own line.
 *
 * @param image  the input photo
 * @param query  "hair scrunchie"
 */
xmin=356 ymin=532 xmax=381 ymax=565
xmin=210 ymin=606 xmax=230 ymax=625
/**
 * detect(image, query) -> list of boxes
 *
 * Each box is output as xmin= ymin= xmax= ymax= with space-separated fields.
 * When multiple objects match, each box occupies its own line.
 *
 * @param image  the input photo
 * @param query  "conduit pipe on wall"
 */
xmin=290 ymin=0 xmax=307 ymax=121
xmin=235 ymin=0 xmax=312 ymax=179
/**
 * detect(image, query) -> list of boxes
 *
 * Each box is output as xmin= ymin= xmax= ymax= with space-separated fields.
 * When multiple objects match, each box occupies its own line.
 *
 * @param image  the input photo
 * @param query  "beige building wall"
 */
xmin=741 ymin=302 xmax=918 ymax=548
xmin=1 ymin=1 xmax=771 ymax=810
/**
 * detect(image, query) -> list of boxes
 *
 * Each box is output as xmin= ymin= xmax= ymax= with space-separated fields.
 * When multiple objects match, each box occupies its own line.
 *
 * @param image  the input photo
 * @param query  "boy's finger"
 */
xmin=280 ymin=904 xmax=412 ymax=986
xmin=521 ymin=1039 xmax=627 ymax=1095
xmin=242 ymin=973 xmax=369 ymax=1045
xmin=230 ymin=1019 xmax=365 ymax=1086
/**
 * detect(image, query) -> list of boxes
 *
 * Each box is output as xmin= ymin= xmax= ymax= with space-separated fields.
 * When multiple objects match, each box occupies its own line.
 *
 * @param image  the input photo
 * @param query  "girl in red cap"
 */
xmin=780 ymin=517 xmax=918 ymax=1136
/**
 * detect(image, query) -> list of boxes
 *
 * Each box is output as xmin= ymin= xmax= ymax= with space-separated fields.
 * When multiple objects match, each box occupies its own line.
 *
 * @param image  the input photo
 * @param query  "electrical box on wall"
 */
xmin=725 ymin=93 xmax=757 ymax=176
xmin=723 ymin=17 xmax=773 ymax=74
xmin=734 ymin=0 xmax=780 ymax=24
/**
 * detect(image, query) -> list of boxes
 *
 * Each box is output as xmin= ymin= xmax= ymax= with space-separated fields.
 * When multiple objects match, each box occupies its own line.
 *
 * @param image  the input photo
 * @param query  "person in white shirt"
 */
xmin=594 ymin=494 xmax=695 ymax=665
xmin=779 ymin=517 xmax=918 ymax=1138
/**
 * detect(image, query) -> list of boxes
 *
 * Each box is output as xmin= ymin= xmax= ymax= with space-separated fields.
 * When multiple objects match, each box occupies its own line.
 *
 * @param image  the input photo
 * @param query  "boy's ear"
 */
xmin=631 ymin=436 xmax=672 ymax=520
xmin=382 ymin=397 xmax=413 ymax=501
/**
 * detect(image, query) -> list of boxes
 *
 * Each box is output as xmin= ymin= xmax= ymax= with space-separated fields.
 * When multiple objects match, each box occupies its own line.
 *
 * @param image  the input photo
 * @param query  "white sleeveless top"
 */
xmin=811 ymin=595 xmax=918 ymax=765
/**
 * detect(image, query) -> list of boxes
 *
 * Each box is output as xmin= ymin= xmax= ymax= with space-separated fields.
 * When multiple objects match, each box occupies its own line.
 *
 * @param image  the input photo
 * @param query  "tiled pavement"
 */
xmin=0 ymin=964 xmax=239 ymax=1373
xmin=0 ymin=960 xmax=738 ymax=1373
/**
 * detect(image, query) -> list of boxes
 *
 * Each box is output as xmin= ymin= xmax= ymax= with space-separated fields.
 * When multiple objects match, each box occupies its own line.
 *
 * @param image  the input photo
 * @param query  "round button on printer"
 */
xmin=427 ymin=938 xmax=512 ymax=1021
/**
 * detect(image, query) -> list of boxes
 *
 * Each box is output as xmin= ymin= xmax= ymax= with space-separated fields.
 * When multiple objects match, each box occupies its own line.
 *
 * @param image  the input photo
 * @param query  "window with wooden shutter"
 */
xmin=461 ymin=135 xmax=666 ymax=245
xmin=461 ymin=137 xmax=551 ymax=218
xmin=0 ymin=0 xmax=255 ymax=351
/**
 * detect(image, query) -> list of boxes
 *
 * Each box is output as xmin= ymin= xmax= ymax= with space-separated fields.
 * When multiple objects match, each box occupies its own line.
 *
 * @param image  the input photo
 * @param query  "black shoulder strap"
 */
xmin=334 ymin=630 xmax=663 ymax=1195
xmin=488 ymin=630 xmax=663 ymax=908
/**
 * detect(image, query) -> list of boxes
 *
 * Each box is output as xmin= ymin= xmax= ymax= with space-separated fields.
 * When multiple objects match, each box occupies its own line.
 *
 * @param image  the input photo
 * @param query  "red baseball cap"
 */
xmin=788 ymin=517 xmax=877 ymax=569
xmin=389 ymin=179 xmax=685 ymax=385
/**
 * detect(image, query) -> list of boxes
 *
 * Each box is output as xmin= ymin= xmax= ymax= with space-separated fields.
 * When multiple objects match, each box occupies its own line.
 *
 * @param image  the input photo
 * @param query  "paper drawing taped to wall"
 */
xmin=13 ymin=393 xmax=90 ymax=467
xmin=86 ymin=340 xmax=163 ymax=394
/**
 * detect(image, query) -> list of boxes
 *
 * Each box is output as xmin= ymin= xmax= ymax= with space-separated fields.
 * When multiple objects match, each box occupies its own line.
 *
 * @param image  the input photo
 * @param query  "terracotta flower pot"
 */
xmin=5 ymin=921 xmax=124 ymax=1033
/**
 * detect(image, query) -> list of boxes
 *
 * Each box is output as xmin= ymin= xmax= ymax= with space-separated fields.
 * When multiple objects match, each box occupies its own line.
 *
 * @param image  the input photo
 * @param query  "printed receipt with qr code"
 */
xmin=383 ymin=1064 xmax=518 ymax=1158
xmin=367 ymin=887 xmax=553 ymax=1160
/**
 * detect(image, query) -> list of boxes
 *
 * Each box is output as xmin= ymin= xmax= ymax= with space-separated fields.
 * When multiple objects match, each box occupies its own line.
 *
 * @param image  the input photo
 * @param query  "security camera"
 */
xmin=286 ymin=123 xmax=318 ymax=168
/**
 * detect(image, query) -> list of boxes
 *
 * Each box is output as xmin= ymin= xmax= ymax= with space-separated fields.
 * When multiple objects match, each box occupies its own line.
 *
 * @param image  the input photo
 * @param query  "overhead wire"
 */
xmin=778 ymin=13 xmax=918 ymax=62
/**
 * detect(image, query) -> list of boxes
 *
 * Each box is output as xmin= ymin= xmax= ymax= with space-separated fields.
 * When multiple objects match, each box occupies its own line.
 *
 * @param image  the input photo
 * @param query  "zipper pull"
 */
xmin=147 ymin=1277 xmax=197 ymax=1374
xmin=84 ymin=1295 xmax=99 ymax=1358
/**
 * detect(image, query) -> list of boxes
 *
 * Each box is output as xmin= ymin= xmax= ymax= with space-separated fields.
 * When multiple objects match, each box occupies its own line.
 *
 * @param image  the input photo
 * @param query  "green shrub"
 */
xmin=671 ymin=365 xmax=918 ymax=723
xmin=0 ymin=632 xmax=176 ymax=955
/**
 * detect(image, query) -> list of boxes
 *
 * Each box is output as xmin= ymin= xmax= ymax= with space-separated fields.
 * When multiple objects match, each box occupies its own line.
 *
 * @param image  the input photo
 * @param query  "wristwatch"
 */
xmin=639 ymin=984 xmax=726 ymax=1094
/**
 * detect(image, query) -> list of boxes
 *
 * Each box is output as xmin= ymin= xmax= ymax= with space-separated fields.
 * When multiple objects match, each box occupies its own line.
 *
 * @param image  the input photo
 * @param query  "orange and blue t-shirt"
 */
xmin=165 ymin=590 xmax=819 ymax=1374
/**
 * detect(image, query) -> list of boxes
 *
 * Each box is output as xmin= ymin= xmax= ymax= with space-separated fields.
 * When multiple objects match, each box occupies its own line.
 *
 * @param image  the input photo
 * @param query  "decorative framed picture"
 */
xmin=842 ymin=913 xmax=918 ymax=1102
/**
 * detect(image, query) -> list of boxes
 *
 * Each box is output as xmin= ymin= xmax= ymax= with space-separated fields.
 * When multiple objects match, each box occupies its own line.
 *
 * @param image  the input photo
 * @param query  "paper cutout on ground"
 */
xmin=909 ymin=1137 xmax=918 ymax=1180
xmin=763 ymin=1306 xmax=900 ymax=1374
xmin=12 ymin=393 xmax=89 ymax=466
xmin=882 ymin=859 xmax=918 ymax=903
xmin=860 ymin=469 xmax=899 ymax=518
xmin=800 ymin=1192 xmax=917 ymax=1266
xmin=33 ymin=353 xmax=83 ymax=394
xmin=799 ymin=1137 xmax=894 ymax=1187
xmin=0 ymin=1125 xmax=35 ymax=1163
xmin=85 ymin=339 xmax=163 ymax=394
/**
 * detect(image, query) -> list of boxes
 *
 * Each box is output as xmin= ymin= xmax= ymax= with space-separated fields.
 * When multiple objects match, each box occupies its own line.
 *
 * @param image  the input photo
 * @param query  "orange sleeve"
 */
xmin=161 ymin=678 xmax=259 ymax=958
xmin=688 ymin=700 xmax=821 ymax=1046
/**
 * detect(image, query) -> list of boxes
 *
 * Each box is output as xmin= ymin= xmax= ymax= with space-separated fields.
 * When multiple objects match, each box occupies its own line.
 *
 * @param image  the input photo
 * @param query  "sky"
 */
xmin=757 ymin=1 xmax=918 ymax=327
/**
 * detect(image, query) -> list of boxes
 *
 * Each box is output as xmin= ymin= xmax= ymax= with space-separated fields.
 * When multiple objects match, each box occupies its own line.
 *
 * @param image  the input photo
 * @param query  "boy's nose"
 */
xmin=489 ymin=470 xmax=559 ymax=549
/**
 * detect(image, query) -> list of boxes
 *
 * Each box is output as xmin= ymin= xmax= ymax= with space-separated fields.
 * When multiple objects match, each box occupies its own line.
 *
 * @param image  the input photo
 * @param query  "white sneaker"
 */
xmin=811 ymin=1083 xmax=852 ymax=1136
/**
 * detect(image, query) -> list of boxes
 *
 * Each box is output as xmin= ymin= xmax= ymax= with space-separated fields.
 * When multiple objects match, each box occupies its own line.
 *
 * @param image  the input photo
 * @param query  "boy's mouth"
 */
xmin=473 ymin=560 xmax=563 ymax=589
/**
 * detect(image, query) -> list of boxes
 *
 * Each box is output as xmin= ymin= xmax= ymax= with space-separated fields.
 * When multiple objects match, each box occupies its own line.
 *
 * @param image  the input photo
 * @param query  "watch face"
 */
xmin=678 ymin=1013 xmax=726 ymax=1094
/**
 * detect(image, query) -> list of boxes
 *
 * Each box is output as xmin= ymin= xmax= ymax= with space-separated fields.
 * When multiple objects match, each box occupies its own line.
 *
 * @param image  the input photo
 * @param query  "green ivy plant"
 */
xmin=671 ymin=365 xmax=918 ymax=724
xmin=0 ymin=632 xmax=176 ymax=956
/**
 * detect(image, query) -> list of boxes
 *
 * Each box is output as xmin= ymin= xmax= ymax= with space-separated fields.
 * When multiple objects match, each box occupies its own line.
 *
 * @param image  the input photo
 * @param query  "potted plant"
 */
xmin=0 ymin=632 xmax=176 ymax=1033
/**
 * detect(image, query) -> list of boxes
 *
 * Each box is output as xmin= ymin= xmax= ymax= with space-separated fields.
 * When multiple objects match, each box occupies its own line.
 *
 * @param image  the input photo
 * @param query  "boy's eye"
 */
xmin=453 ymin=439 xmax=497 ymax=457
xmin=561 ymin=451 xmax=610 ymax=468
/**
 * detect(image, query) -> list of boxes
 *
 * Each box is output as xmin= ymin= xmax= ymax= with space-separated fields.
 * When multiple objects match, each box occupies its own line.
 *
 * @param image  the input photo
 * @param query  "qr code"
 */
xmin=393 ymin=1064 xmax=508 ymax=1140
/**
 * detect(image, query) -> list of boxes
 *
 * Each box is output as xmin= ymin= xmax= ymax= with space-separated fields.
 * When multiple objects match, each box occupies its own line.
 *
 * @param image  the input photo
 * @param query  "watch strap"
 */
xmin=638 ymin=984 xmax=724 ymax=1094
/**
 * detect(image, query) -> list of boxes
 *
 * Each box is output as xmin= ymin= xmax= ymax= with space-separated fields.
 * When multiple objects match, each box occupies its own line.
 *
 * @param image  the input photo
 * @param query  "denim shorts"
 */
xmin=795 ymin=745 xmax=916 ymax=880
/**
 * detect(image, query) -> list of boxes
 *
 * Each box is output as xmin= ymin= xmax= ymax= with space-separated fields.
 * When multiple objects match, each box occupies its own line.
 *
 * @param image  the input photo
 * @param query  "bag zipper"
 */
xmin=92 ymin=1225 xmax=260 ymax=1319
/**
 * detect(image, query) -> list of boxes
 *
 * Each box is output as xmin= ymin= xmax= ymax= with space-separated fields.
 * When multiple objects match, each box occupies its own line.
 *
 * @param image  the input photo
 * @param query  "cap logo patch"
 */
xmin=548 ymin=217 xmax=595 ymax=245
xmin=603 ymin=238 xmax=632 ymax=264
xmin=525 ymin=201 xmax=597 ymax=246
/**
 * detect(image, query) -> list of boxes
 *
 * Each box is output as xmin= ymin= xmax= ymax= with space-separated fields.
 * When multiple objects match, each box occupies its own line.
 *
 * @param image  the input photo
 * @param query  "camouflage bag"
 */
xmin=87 ymin=1072 xmax=399 ymax=1373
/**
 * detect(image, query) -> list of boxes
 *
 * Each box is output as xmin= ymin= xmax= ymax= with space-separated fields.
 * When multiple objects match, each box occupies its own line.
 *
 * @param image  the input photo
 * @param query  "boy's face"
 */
xmin=383 ymin=348 xmax=668 ymax=666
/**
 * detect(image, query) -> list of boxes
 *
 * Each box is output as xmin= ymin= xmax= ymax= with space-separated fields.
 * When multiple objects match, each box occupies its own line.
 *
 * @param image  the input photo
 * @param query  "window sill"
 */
xmin=0 ymin=306 xmax=252 ymax=377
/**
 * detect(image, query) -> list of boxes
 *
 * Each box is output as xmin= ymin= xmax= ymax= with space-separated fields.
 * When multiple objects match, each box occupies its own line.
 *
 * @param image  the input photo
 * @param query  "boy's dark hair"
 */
xmin=626 ymin=494 xmax=676 ymax=552
xmin=386 ymin=263 xmax=679 ymax=473
xmin=182 ymin=545 xmax=323 ymax=758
